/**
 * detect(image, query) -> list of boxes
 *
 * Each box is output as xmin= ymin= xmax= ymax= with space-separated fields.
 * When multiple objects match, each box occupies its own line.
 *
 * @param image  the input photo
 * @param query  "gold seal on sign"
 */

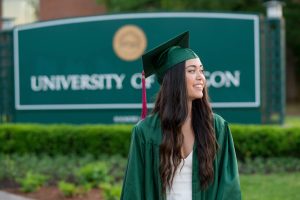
xmin=113 ymin=25 xmax=147 ymax=61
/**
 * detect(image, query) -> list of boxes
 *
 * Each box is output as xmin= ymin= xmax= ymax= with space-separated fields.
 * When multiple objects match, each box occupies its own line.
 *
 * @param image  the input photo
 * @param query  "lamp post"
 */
xmin=264 ymin=0 xmax=284 ymax=19
xmin=263 ymin=0 xmax=285 ymax=124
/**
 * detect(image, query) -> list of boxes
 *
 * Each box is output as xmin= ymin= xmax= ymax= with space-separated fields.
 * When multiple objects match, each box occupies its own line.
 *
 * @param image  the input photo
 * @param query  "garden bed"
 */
xmin=4 ymin=187 xmax=103 ymax=200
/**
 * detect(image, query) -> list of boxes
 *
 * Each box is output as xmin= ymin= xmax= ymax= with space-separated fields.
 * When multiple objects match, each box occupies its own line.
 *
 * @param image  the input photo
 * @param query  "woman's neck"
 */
xmin=181 ymin=100 xmax=195 ymax=158
xmin=186 ymin=100 xmax=192 ymax=122
xmin=181 ymin=100 xmax=193 ymax=133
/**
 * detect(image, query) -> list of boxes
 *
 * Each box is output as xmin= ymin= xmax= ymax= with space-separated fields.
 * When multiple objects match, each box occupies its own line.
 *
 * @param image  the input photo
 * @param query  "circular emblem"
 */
xmin=113 ymin=25 xmax=147 ymax=61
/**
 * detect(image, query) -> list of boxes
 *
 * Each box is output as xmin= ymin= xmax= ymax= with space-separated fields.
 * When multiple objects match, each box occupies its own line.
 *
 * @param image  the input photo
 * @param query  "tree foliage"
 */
xmin=284 ymin=1 xmax=300 ymax=71
xmin=96 ymin=0 xmax=263 ymax=12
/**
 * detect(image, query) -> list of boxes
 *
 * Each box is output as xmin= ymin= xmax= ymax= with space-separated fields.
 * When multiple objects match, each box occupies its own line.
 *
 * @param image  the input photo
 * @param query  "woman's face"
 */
xmin=185 ymin=58 xmax=206 ymax=101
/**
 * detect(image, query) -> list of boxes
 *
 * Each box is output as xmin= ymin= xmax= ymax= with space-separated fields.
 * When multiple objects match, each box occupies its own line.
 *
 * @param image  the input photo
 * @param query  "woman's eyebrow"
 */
xmin=185 ymin=65 xmax=203 ymax=69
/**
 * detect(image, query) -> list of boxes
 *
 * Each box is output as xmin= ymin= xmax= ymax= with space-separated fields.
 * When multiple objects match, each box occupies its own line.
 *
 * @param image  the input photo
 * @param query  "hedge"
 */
xmin=0 ymin=124 xmax=132 ymax=157
xmin=0 ymin=124 xmax=299 ymax=159
xmin=231 ymin=125 xmax=300 ymax=159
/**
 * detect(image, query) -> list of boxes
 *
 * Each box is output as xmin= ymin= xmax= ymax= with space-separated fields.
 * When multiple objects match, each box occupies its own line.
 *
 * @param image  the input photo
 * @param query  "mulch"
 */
xmin=4 ymin=187 xmax=103 ymax=200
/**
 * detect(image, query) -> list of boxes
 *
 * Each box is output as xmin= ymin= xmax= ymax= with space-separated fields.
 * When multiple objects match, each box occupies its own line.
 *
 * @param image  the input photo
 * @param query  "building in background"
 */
xmin=0 ymin=0 xmax=106 ymax=29
xmin=39 ymin=0 xmax=105 ymax=21
xmin=1 ymin=0 xmax=38 ymax=29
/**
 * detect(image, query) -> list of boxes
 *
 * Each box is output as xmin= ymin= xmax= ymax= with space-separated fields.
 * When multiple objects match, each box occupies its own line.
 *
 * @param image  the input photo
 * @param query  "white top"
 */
xmin=166 ymin=150 xmax=193 ymax=200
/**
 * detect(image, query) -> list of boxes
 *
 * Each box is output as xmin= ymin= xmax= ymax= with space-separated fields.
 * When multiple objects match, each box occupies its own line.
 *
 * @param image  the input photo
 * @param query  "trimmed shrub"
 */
xmin=231 ymin=125 xmax=300 ymax=159
xmin=0 ymin=124 xmax=132 ymax=156
xmin=0 ymin=124 xmax=300 ymax=159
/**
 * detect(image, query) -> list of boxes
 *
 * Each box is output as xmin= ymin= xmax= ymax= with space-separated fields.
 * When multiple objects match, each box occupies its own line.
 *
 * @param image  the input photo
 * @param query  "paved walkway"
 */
xmin=0 ymin=191 xmax=34 ymax=200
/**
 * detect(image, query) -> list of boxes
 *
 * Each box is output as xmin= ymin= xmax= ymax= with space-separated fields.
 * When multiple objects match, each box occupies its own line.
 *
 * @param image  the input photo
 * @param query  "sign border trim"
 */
xmin=14 ymin=12 xmax=260 ymax=110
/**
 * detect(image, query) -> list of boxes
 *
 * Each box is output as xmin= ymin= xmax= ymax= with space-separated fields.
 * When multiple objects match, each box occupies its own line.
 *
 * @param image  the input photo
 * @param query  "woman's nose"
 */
xmin=196 ymin=71 xmax=202 ymax=79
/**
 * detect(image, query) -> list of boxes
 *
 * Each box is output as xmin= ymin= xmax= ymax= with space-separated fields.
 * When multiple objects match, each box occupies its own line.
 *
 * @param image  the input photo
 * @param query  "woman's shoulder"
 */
xmin=132 ymin=113 xmax=162 ymax=144
xmin=212 ymin=113 xmax=230 ymax=140
xmin=136 ymin=113 xmax=160 ymax=129
xmin=213 ymin=113 xmax=227 ymax=126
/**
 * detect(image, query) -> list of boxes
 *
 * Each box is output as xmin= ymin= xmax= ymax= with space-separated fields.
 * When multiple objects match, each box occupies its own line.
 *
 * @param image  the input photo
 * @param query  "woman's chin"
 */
xmin=190 ymin=93 xmax=203 ymax=100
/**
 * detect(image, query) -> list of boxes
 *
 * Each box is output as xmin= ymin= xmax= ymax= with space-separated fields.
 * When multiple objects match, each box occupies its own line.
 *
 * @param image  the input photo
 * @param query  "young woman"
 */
xmin=121 ymin=32 xmax=241 ymax=200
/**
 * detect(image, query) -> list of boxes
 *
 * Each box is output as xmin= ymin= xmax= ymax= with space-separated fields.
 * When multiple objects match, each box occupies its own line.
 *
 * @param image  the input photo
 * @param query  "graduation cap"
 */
xmin=141 ymin=31 xmax=199 ymax=119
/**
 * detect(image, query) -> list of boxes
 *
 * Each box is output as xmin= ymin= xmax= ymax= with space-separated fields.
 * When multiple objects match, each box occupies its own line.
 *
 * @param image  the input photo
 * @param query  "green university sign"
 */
xmin=13 ymin=12 xmax=261 ymax=123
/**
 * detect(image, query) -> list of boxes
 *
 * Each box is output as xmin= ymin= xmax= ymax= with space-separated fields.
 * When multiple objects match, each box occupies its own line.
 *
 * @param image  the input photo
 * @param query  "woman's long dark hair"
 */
xmin=152 ymin=61 xmax=217 ymax=193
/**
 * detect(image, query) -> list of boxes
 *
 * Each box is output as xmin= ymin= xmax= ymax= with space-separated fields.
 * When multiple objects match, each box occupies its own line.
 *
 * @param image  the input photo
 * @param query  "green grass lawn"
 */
xmin=240 ymin=172 xmax=300 ymax=200
xmin=285 ymin=116 xmax=300 ymax=127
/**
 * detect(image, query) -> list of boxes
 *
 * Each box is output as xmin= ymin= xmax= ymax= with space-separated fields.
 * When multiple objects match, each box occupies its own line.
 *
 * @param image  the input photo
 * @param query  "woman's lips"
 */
xmin=193 ymin=84 xmax=203 ymax=89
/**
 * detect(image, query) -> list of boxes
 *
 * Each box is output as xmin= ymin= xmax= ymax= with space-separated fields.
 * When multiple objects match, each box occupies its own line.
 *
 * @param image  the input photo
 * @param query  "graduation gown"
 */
xmin=121 ymin=113 xmax=242 ymax=200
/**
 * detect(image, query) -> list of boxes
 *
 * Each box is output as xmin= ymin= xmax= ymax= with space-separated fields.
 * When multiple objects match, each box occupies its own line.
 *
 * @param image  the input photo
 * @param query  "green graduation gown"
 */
xmin=121 ymin=113 xmax=242 ymax=200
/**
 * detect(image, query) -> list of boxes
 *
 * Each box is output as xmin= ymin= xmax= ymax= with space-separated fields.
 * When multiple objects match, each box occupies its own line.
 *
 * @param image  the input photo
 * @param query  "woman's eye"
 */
xmin=188 ymin=70 xmax=195 ymax=73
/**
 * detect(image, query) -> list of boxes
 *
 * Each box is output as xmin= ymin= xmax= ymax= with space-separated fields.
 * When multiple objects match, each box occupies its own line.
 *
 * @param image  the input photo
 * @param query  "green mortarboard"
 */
xmin=142 ymin=31 xmax=199 ymax=84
